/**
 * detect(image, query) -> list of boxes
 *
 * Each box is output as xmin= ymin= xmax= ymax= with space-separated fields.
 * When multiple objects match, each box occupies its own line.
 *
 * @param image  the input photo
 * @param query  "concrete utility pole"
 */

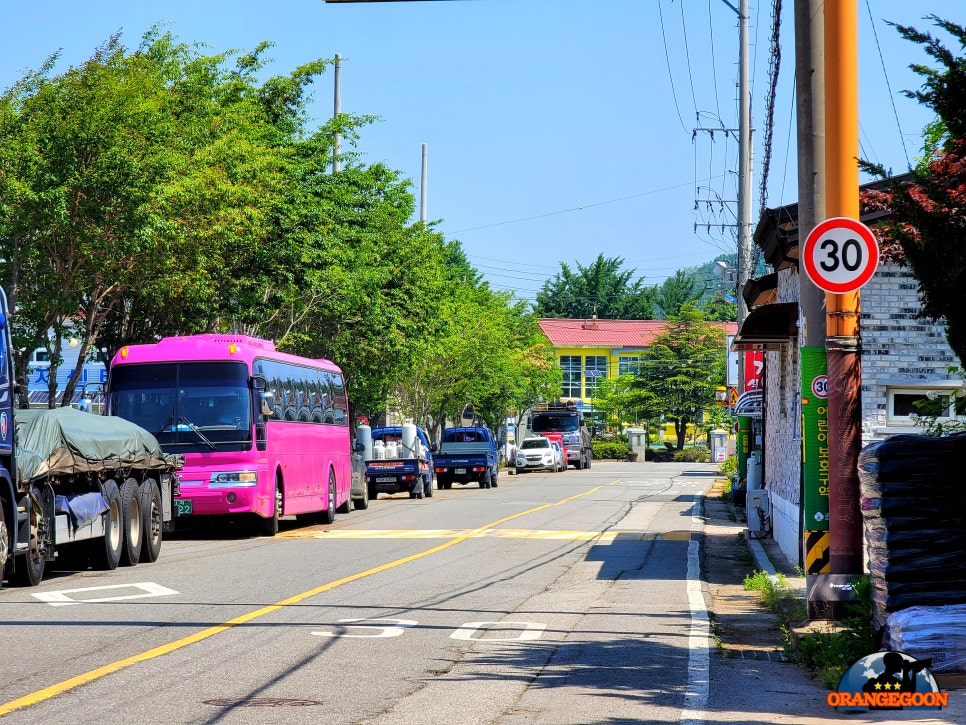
xmin=824 ymin=1 xmax=864 ymax=575
xmin=333 ymin=53 xmax=342 ymax=174
xmin=736 ymin=0 xmax=753 ymax=330
xmin=420 ymin=143 xmax=428 ymax=223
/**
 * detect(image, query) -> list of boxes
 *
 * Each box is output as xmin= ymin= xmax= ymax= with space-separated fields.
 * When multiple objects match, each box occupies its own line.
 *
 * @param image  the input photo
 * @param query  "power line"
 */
xmin=658 ymin=0 xmax=689 ymax=134
xmin=444 ymin=179 xmax=706 ymax=235
xmin=864 ymin=0 xmax=911 ymax=170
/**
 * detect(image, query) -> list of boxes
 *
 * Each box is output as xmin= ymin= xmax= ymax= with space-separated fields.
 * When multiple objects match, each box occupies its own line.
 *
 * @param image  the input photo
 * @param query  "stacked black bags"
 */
xmin=857 ymin=433 xmax=966 ymax=627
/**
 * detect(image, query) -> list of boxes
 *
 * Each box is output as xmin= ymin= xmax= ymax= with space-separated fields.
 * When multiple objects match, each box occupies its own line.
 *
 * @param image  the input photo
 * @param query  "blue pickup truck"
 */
xmin=433 ymin=426 xmax=499 ymax=490
xmin=365 ymin=425 xmax=435 ymax=500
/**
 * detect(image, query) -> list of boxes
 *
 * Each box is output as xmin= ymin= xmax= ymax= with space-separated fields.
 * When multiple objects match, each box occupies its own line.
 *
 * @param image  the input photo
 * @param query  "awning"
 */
xmin=732 ymin=302 xmax=798 ymax=351
xmin=735 ymin=390 xmax=763 ymax=418
xmin=742 ymin=272 xmax=778 ymax=309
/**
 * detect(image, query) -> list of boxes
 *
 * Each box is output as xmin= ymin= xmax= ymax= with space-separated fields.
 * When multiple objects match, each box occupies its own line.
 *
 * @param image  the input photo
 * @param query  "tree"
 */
xmin=534 ymin=254 xmax=657 ymax=319
xmin=656 ymin=270 xmax=703 ymax=318
xmin=860 ymin=17 xmax=966 ymax=365
xmin=632 ymin=305 xmax=727 ymax=450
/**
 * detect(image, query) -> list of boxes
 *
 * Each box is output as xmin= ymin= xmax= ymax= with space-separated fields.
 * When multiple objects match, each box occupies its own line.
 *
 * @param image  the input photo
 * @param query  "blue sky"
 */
xmin=2 ymin=1 xmax=959 ymax=302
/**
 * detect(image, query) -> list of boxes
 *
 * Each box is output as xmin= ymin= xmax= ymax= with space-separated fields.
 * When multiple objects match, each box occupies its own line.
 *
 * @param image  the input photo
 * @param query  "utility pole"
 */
xmin=823 ymin=0 xmax=864 ymax=576
xmin=736 ymin=0 xmax=753 ymax=330
xmin=333 ymin=53 xmax=342 ymax=174
xmin=420 ymin=143 xmax=428 ymax=223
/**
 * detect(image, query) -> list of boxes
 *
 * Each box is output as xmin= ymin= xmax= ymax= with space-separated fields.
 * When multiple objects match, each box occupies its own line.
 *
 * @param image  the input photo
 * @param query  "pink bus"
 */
xmin=106 ymin=335 xmax=351 ymax=535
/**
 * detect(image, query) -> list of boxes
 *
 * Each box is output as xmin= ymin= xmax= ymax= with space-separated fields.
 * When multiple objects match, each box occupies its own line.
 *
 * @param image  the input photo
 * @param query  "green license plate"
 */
xmin=175 ymin=499 xmax=193 ymax=515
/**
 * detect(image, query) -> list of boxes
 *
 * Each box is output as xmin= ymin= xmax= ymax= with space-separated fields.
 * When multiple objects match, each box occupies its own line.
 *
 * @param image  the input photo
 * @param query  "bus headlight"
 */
xmin=209 ymin=471 xmax=259 ymax=487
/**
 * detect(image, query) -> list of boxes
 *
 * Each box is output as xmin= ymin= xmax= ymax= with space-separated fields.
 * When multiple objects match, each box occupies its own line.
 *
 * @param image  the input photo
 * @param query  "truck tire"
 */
xmin=259 ymin=479 xmax=282 ymax=536
xmin=480 ymin=470 xmax=490 ymax=489
xmin=139 ymin=479 xmax=163 ymax=564
xmin=91 ymin=479 xmax=122 ymax=571
xmin=574 ymin=457 xmax=584 ymax=471
xmin=491 ymin=468 xmax=499 ymax=488
xmin=119 ymin=478 xmax=142 ymax=567
xmin=0 ymin=502 xmax=8 ymax=590
xmin=586 ymin=452 xmax=592 ymax=469
xmin=13 ymin=485 xmax=47 ymax=586
xmin=423 ymin=475 xmax=433 ymax=498
xmin=319 ymin=473 xmax=336 ymax=525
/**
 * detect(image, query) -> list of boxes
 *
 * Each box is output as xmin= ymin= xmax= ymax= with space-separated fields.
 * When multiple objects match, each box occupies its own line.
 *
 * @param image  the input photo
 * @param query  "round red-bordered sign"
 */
xmin=811 ymin=375 xmax=828 ymax=399
xmin=802 ymin=217 xmax=879 ymax=293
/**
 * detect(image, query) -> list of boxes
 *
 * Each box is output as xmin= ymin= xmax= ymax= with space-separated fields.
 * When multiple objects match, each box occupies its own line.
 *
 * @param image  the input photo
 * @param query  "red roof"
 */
xmin=538 ymin=318 xmax=738 ymax=349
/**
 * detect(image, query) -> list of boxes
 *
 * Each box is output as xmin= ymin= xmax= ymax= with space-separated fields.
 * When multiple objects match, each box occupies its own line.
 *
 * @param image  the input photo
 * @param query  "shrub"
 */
xmin=718 ymin=454 xmax=738 ymax=479
xmin=592 ymin=441 xmax=629 ymax=459
xmin=673 ymin=446 xmax=709 ymax=463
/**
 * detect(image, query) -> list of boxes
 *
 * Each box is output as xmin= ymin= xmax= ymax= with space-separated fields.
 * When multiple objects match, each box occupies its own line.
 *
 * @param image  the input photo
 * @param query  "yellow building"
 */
xmin=537 ymin=317 xmax=738 ymax=433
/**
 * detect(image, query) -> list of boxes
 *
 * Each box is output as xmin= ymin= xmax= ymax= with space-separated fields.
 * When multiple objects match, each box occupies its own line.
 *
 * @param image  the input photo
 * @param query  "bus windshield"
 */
xmin=530 ymin=413 xmax=580 ymax=433
xmin=108 ymin=362 xmax=252 ymax=452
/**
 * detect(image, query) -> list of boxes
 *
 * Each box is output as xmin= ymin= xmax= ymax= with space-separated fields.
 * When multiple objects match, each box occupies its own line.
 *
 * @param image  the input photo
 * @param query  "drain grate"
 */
xmin=203 ymin=698 xmax=322 ymax=708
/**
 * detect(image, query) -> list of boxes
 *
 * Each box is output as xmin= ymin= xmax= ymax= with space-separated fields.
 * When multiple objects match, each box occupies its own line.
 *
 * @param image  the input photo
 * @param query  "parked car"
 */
xmin=350 ymin=439 xmax=369 ymax=509
xmin=549 ymin=440 xmax=566 ymax=472
xmin=514 ymin=436 xmax=558 ymax=473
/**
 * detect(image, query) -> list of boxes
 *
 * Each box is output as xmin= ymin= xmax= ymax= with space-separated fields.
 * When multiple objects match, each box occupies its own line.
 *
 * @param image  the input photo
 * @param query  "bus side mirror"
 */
xmin=260 ymin=392 xmax=274 ymax=418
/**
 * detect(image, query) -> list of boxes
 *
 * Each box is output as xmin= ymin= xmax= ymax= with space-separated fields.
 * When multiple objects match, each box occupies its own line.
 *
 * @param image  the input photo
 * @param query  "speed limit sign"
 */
xmin=802 ymin=217 xmax=879 ymax=293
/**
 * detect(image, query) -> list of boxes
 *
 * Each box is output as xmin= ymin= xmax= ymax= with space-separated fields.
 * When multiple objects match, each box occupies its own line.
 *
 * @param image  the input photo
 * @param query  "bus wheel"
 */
xmin=139 ymin=479 xmax=163 ymax=563
xmin=91 ymin=480 xmax=122 ymax=570
xmin=319 ymin=473 xmax=336 ymax=525
xmin=119 ymin=478 xmax=142 ymax=566
xmin=259 ymin=480 xmax=282 ymax=536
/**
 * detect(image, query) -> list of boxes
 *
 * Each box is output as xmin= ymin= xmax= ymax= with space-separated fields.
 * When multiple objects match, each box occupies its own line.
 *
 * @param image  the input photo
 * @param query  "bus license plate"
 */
xmin=455 ymin=468 xmax=466 ymax=474
xmin=376 ymin=477 xmax=395 ymax=483
xmin=175 ymin=499 xmax=193 ymax=515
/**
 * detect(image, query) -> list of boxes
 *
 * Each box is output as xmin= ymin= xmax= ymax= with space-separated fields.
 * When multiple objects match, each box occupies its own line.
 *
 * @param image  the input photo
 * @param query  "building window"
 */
xmin=618 ymin=355 xmax=639 ymax=376
xmin=584 ymin=355 xmax=607 ymax=397
xmin=561 ymin=356 xmax=582 ymax=398
xmin=886 ymin=387 xmax=958 ymax=424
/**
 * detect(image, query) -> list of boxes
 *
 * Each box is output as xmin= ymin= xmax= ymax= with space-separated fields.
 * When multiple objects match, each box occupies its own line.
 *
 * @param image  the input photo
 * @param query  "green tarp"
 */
xmin=14 ymin=407 xmax=172 ymax=483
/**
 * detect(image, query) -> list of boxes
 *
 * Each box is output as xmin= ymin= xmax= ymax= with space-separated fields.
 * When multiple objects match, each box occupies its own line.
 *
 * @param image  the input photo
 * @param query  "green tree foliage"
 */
xmin=0 ymin=27 xmax=555 ymax=425
xmin=534 ymin=254 xmax=657 ymax=319
xmin=861 ymin=17 xmax=966 ymax=365
xmin=631 ymin=305 xmax=727 ymax=450
xmin=656 ymin=269 xmax=703 ymax=318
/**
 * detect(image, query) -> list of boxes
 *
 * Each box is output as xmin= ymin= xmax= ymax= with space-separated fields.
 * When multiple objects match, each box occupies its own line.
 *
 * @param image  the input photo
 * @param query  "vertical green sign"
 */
xmin=801 ymin=346 xmax=829 ymax=530
xmin=737 ymin=416 xmax=751 ymax=479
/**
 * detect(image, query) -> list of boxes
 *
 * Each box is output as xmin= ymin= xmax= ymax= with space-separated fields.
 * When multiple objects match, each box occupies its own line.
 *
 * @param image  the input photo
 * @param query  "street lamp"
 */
xmin=713 ymin=261 xmax=739 ymax=304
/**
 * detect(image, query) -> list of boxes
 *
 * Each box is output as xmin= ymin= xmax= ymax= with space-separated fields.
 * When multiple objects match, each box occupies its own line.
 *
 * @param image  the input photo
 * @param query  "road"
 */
xmin=0 ymin=462 xmax=720 ymax=724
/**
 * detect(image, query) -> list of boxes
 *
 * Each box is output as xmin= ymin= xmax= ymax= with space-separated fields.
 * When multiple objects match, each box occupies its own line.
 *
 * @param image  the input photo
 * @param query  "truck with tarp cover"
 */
xmin=0 ymin=291 xmax=180 ymax=588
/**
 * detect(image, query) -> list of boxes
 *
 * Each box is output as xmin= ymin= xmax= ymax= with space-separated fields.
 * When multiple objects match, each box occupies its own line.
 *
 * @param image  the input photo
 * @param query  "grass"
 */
xmin=743 ymin=570 xmax=793 ymax=613
xmin=789 ymin=577 xmax=878 ymax=690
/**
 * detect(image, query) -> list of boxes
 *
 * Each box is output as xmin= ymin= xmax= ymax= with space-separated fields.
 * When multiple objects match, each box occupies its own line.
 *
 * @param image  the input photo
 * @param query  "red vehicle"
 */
xmin=528 ymin=402 xmax=593 ymax=470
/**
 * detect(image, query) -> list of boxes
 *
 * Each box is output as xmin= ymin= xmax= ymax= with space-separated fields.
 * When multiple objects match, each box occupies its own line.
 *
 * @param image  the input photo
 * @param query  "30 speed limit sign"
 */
xmin=802 ymin=217 xmax=879 ymax=293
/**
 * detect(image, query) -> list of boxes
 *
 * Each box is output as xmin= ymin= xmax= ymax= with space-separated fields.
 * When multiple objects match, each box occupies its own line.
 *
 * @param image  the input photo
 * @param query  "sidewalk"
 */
xmin=701 ymin=479 xmax=966 ymax=723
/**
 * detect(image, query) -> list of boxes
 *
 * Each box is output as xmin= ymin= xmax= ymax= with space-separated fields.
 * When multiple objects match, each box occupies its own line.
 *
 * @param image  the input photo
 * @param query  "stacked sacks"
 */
xmin=857 ymin=433 xmax=966 ymax=628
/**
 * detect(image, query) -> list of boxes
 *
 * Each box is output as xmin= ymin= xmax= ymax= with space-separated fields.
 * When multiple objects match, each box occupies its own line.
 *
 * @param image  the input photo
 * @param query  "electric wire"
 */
xmin=864 ymin=0 xmax=911 ymax=170
xmin=678 ymin=0 xmax=700 ymax=116
xmin=658 ymin=0 xmax=690 ymax=134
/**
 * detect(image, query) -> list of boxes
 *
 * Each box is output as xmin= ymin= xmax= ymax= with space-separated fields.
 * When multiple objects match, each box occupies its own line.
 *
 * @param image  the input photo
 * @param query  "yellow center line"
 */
xmin=0 ymin=479 xmax=620 ymax=716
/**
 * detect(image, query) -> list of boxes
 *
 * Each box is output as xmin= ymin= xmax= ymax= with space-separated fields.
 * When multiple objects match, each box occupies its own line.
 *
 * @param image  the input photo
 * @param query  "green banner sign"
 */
xmin=801 ymin=346 xmax=829 ymax=530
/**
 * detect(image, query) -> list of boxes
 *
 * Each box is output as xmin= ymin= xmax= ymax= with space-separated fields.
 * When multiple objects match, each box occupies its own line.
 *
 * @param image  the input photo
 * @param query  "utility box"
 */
xmin=747 ymin=489 xmax=770 ymax=538
xmin=709 ymin=428 xmax=728 ymax=463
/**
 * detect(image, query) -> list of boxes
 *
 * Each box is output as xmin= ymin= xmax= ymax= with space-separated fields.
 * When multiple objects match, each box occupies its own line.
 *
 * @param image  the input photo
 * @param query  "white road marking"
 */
xmin=451 ymin=621 xmax=546 ymax=641
xmin=31 ymin=582 xmax=179 ymax=607
xmin=680 ymin=491 xmax=710 ymax=725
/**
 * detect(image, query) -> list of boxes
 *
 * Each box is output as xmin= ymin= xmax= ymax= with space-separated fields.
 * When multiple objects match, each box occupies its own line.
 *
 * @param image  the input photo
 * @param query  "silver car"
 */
xmin=549 ymin=440 xmax=566 ymax=472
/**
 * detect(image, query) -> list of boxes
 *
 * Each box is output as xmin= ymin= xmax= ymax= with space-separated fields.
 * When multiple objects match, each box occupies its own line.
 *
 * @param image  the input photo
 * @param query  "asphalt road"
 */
xmin=0 ymin=461 xmax=722 ymax=724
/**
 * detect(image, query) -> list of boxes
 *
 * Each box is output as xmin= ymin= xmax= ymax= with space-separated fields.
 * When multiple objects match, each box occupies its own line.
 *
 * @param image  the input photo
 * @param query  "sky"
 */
xmin=2 ymin=1 xmax=960 ymax=304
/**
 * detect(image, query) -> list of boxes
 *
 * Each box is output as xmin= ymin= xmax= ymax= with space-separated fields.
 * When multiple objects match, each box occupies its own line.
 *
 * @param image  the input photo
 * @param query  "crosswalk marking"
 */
xmin=279 ymin=528 xmax=692 ymax=541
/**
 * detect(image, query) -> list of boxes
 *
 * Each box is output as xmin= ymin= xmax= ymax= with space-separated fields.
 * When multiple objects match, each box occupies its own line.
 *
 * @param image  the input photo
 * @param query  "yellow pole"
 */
xmin=824 ymin=0 xmax=863 ymax=574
